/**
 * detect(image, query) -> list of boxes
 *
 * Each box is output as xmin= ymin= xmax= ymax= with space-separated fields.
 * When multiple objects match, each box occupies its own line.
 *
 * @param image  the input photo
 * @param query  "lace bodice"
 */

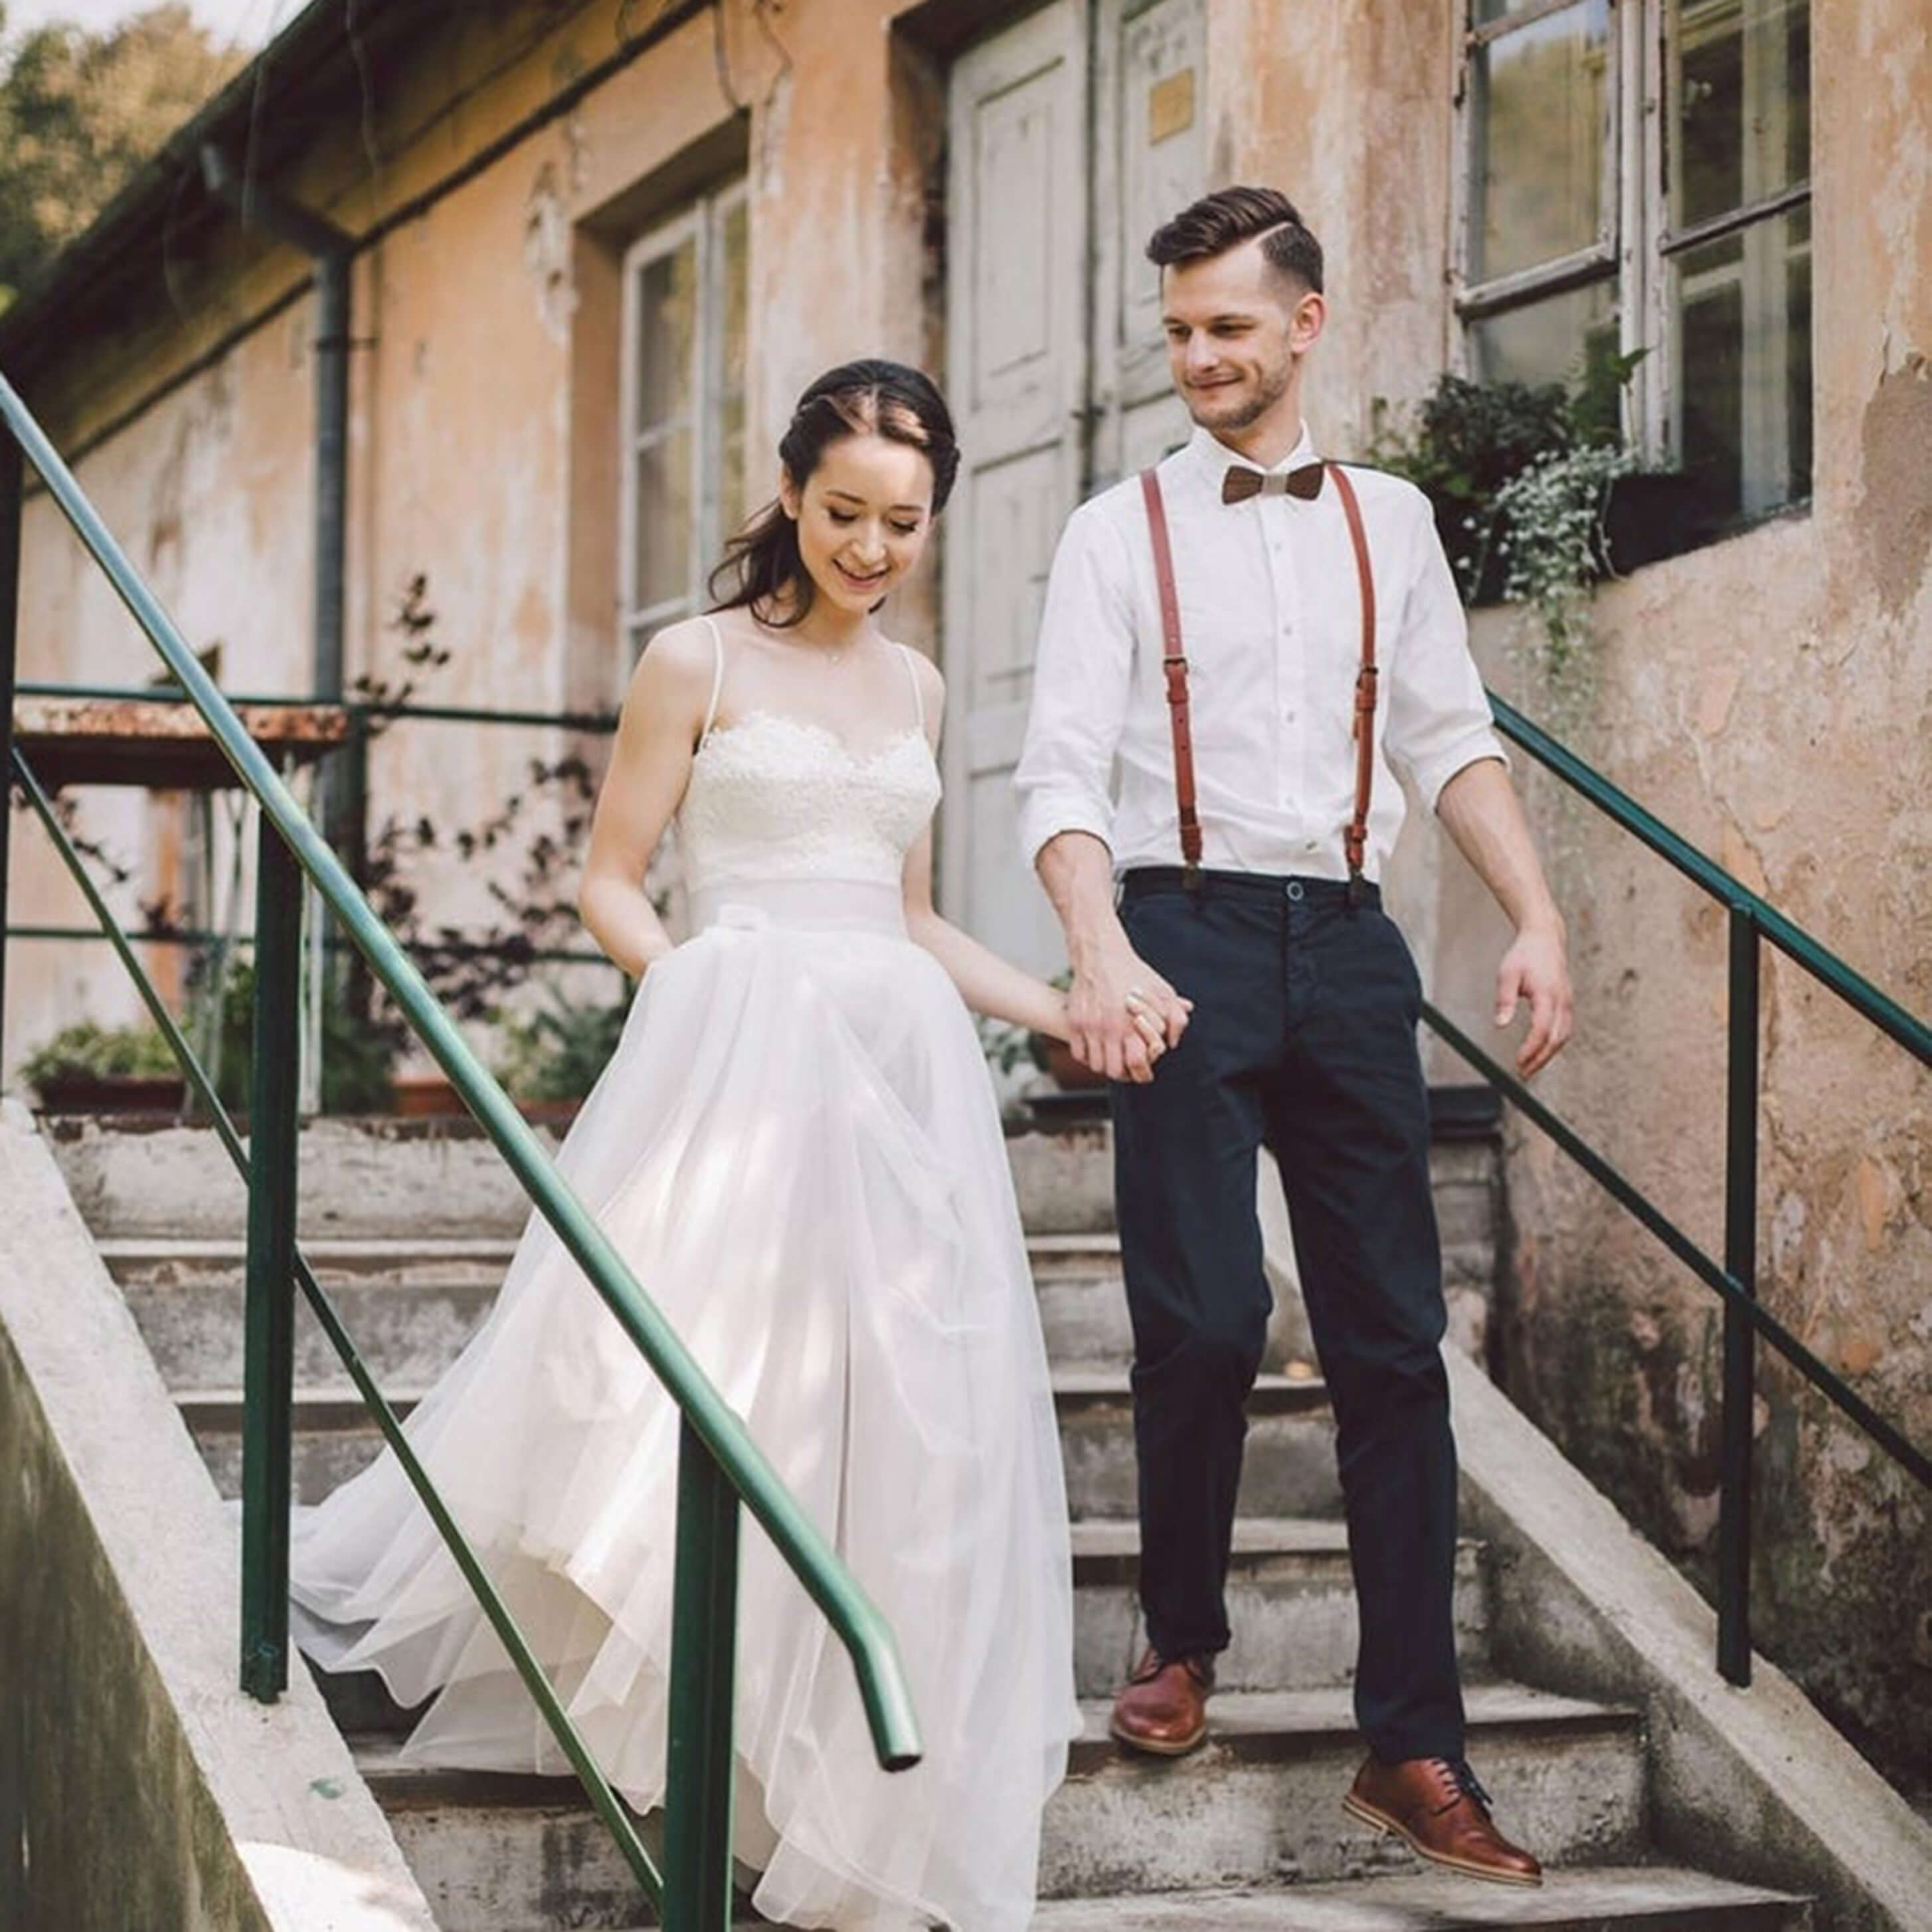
xmin=678 ymin=710 xmax=941 ymax=893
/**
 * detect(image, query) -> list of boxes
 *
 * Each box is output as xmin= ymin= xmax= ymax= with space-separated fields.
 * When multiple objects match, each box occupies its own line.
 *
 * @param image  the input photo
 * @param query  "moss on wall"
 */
xmin=0 ymin=1321 xmax=273 ymax=1932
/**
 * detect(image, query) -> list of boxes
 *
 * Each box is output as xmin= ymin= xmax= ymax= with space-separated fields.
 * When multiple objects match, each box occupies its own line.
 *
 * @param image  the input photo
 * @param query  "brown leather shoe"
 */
xmin=1342 ymin=1755 xmax=1543 ymax=1886
xmin=1108 ymin=1648 xmax=1214 ymax=1755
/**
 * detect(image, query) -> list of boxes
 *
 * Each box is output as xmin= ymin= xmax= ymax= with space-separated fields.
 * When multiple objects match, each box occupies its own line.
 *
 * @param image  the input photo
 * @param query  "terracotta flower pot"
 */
xmin=390 ymin=1073 xmax=464 ymax=1117
xmin=31 ymin=1073 xmax=186 ymax=1114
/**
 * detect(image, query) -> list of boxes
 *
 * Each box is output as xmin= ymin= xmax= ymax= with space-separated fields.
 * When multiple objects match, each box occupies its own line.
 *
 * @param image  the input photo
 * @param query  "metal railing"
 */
xmin=0 ymin=375 xmax=921 ymax=1929
xmin=1423 ymin=691 xmax=1931 ymax=1685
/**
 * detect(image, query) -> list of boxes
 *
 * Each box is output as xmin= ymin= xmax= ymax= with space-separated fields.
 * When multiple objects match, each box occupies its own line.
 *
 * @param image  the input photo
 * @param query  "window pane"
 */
xmin=1673 ymin=0 xmax=1809 ymax=232
xmin=1672 ymin=207 xmax=1810 ymax=522
xmin=633 ymin=426 xmax=693 ymax=614
xmin=635 ymin=238 xmax=698 ymax=433
xmin=1469 ymin=1 xmax=1611 ymax=284
xmin=1468 ymin=280 xmax=1618 ymax=392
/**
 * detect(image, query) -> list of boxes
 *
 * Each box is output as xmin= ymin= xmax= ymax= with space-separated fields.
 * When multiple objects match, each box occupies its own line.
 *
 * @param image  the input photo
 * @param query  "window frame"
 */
xmin=1452 ymin=0 xmax=1812 ymax=521
xmin=616 ymin=177 xmax=748 ymax=681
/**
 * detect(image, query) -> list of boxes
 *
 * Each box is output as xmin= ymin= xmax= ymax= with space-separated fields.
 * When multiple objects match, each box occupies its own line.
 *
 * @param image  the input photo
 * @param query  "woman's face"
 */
xmin=781 ymin=432 xmax=936 ymax=616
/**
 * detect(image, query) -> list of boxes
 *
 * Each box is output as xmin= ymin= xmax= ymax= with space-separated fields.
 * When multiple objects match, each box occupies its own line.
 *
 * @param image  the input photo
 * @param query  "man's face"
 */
xmin=1161 ymin=236 xmax=1324 ymax=442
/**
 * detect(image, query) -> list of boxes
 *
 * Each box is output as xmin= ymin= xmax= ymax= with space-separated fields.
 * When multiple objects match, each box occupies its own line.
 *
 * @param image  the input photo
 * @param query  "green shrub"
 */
xmin=19 ymin=1020 xmax=179 ymax=1089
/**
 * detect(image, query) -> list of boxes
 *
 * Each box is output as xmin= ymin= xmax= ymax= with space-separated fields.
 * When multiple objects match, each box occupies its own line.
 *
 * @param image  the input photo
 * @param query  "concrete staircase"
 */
xmin=56 ymin=1111 xmax=1812 ymax=1932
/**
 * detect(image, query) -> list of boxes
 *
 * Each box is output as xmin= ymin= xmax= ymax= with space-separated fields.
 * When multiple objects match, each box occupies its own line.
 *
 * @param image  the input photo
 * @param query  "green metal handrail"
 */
xmin=1 ymin=371 xmax=920 ymax=1928
xmin=1422 ymin=689 xmax=1931 ymax=1687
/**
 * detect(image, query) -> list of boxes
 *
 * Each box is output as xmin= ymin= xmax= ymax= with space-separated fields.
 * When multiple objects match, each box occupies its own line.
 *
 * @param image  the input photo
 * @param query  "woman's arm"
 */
xmin=899 ymin=656 xmax=1166 ymax=1068
xmin=903 ymin=824 xmax=1070 ymax=1039
xmin=576 ymin=622 xmax=715 ymax=977
xmin=894 ymin=654 xmax=1065 ymax=1035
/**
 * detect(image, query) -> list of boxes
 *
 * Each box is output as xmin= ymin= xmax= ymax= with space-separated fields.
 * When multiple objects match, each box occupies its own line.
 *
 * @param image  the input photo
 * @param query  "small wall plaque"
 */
xmin=1148 ymin=66 xmax=1196 ymax=145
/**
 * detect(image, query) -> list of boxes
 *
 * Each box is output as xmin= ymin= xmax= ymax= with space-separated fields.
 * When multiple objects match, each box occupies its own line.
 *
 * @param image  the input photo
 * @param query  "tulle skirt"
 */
xmin=290 ymin=877 xmax=1081 ymax=1931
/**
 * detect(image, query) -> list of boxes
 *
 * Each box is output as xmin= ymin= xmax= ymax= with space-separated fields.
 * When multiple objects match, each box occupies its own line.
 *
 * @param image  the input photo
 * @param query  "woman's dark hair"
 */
xmin=709 ymin=358 xmax=960 ymax=626
xmin=1146 ymin=186 xmax=1324 ymax=296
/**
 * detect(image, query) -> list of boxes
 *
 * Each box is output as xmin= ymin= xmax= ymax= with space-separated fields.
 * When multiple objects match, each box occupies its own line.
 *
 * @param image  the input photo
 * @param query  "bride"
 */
xmin=290 ymin=360 xmax=1164 ymax=1931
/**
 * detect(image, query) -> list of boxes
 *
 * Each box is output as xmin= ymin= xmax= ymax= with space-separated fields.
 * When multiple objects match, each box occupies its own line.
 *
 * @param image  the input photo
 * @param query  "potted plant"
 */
xmin=19 ymin=1019 xmax=186 ymax=1113
xmin=1367 ymin=352 xmax=1685 ymax=673
xmin=207 ymin=957 xmax=404 ymax=1117
xmin=494 ymin=976 xmax=633 ymax=1124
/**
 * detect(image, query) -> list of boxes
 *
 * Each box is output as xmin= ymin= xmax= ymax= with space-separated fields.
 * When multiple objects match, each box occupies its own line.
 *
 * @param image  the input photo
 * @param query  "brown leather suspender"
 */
xmin=1138 ymin=468 xmax=1203 ymax=878
xmin=1330 ymin=464 xmax=1379 ymax=899
xmin=1138 ymin=461 xmax=1378 ymax=900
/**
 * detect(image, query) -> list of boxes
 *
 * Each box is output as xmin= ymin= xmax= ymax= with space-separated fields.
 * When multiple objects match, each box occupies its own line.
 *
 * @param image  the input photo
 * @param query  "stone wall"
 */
xmin=0 ymin=1104 xmax=436 ymax=1931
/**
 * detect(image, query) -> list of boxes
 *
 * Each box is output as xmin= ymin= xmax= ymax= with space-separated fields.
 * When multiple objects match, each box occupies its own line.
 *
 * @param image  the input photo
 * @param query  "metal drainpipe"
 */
xmin=199 ymin=144 xmax=359 ymax=868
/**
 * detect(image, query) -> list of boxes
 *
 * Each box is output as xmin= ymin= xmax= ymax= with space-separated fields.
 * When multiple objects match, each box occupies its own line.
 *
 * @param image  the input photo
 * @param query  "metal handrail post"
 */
xmin=1717 ymin=906 xmax=1761 ymax=1686
xmin=663 ymin=1421 xmax=743 ymax=1929
xmin=241 ymin=826 xmax=304 ymax=1699
xmin=0 ymin=431 xmax=22 ymax=1066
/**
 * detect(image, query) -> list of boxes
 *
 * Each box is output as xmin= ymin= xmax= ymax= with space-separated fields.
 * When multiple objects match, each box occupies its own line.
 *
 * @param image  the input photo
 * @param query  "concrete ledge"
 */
xmin=1445 ymin=1345 xmax=1932 ymax=1932
xmin=0 ymin=1100 xmax=436 ymax=1932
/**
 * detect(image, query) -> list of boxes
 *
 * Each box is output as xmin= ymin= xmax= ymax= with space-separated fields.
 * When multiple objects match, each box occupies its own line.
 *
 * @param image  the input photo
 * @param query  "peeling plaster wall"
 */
xmin=4 ymin=0 xmax=940 ymax=1069
xmin=11 ymin=321 xmax=313 ymax=1056
xmin=1418 ymin=2 xmax=1932 ymax=1791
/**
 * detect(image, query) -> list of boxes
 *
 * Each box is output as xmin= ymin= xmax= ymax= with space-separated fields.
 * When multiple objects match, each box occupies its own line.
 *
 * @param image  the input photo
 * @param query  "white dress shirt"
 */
xmin=1013 ymin=423 xmax=1506 ymax=883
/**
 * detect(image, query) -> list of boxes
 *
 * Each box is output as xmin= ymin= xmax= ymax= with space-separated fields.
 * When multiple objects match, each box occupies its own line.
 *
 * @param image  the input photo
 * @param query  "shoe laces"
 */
xmin=1437 ymin=1757 xmax=1494 ymax=1812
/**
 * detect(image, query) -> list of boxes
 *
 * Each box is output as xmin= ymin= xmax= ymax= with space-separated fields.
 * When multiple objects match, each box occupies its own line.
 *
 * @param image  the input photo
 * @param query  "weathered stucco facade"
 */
xmin=3 ymin=0 xmax=1925 ymax=1790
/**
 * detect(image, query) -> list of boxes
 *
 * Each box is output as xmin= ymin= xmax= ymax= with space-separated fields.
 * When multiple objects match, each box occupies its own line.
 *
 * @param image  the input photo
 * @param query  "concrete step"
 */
xmin=1069 ymin=1516 xmax=1488 ymax=1698
xmin=1055 ymin=1371 xmax=1342 ymax=1519
xmin=46 ymin=1115 xmax=1118 ymax=1244
xmin=107 ymin=1237 xmax=509 ymax=1392
xmin=428 ymin=1866 xmax=1810 ymax=1932
xmin=1028 ymin=1869 xmax=1811 ymax=1931
xmin=110 ymin=1233 xmax=1141 ymax=1391
xmin=349 ymin=1684 xmax=1648 ymax=1928
xmin=179 ymin=1371 xmax=1347 ymax=1522
xmin=306 ymin=1513 xmax=1488 ymax=1729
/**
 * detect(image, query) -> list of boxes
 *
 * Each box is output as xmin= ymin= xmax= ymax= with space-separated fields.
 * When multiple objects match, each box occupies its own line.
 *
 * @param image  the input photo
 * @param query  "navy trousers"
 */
xmin=1110 ymin=867 xmax=1465 ymax=1763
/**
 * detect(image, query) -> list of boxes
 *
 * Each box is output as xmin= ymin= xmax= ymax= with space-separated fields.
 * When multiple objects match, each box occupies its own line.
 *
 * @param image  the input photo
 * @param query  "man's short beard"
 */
xmin=1185 ymin=361 xmax=1293 ymax=432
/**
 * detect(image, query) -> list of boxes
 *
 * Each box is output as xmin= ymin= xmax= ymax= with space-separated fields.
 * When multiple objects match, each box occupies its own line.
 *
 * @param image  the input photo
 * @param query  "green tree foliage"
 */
xmin=0 ymin=3 xmax=242 ymax=310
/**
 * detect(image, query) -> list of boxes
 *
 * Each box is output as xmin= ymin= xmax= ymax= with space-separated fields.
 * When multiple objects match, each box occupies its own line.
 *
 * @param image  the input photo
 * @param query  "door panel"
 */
xmin=942 ymin=0 xmax=1206 ymax=972
xmin=944 ymin=1 xmax=1087 ymax=972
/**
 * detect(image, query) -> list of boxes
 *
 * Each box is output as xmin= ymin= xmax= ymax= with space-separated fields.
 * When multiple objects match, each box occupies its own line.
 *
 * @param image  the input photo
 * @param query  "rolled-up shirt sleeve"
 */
xmin=1381 ymin=488 xmax=1509 ymax=812
xmin=1013 ymin=501 xmax=1138 ymax=867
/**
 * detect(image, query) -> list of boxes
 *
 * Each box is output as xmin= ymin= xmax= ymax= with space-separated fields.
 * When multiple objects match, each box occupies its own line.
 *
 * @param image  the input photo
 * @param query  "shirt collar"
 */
xmin=1184 ymin=420 xmax=1320 ymax=490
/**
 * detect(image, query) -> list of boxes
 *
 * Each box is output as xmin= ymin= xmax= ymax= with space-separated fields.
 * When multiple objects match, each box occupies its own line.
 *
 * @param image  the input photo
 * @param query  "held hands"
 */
xmin=1067 ymin=942 xmax=1192 ymax=1085
xmin=1496 ymin=922 xmax=1572 ymax=1078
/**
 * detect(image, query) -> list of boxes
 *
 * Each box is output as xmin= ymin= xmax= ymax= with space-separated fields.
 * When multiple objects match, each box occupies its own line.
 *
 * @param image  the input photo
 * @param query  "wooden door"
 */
xmin=943 ymin=0 xmax=1090 ymax=972
xmin=942 ymin=0 xmax=1205 ymax=970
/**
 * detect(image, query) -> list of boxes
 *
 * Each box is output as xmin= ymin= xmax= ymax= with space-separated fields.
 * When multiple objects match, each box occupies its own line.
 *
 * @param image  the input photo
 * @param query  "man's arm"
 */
xmin=1017 ymin=503 xmax=1189 ymax=1083
xmin=1036 ymin=831 xmax=1191 ymax=1083
xmin=1435 ymin=758 xmax=1572 ymax=1077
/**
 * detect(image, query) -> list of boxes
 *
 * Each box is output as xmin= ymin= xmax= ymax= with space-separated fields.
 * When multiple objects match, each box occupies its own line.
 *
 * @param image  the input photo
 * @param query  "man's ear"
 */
xmin=1289 ymin=289 xmax=1327 ymax=357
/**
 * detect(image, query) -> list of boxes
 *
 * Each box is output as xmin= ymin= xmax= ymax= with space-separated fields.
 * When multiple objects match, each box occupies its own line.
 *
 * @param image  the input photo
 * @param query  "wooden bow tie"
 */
xmin=1221 ymin=461 xmax=1325 ymax=504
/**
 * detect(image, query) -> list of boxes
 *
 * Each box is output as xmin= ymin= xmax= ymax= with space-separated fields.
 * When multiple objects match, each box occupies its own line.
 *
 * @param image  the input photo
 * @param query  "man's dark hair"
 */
xmin=1146 ymin=187 xmax=1324 ymax=296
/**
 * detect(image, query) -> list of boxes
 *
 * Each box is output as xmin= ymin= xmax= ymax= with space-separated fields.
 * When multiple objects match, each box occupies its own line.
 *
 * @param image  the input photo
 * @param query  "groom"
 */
xmin=1014 ymin=187 xmax=1571 ymax=1886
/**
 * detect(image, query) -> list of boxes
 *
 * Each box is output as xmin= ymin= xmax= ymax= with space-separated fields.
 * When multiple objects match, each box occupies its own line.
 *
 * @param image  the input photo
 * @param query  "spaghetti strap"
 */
xmin=699 ymin=615 xmax=727 ymax=741
xmin=897 ymin=643 xmax=927 ymax=734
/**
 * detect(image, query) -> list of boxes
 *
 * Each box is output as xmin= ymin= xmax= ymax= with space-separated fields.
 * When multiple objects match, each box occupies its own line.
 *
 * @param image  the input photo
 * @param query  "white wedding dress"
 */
xmin=290 ymin=629 xmax=1081 ymax=1931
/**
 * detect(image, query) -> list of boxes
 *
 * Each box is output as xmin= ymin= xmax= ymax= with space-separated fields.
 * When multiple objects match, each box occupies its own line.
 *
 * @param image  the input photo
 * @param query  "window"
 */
xmin=618 ymin=181 xmax=749 ymax=667
xmin=1459 ymin=0 xmax=1810 ymax=531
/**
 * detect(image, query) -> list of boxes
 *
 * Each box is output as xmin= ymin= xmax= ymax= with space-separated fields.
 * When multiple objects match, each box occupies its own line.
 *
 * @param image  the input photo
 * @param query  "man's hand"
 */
xmin=1495 ymin=922 xmax=1571 ymax=1078
xmin=1069 ymin=938 xmax=1191 ymax=1085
